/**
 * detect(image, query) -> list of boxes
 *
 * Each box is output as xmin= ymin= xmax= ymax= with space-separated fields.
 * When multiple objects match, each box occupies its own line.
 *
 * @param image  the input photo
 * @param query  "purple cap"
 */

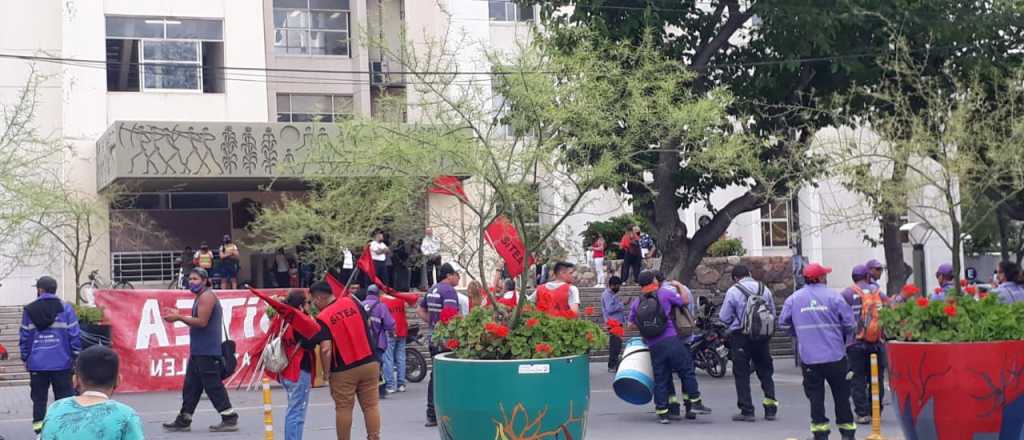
xmin=866 ymin=259 xmax=884 ymax=270
xmin=936 ymin=263 xmax=954 ymax=277
xmin=852 ymin=264 xmax=870 ymax=279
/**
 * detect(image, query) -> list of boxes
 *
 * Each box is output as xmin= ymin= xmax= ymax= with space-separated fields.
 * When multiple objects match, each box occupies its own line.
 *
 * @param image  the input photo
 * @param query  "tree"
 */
xmin=531 ymin=0 xmax=1024 ymax=287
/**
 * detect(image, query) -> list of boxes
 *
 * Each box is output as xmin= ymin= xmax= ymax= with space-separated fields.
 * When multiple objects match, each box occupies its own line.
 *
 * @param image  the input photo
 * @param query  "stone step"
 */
xmin=0 ymin=371 xmax=29 ymax=381
xmin=0 ymin=378 xmax=29 ymax=387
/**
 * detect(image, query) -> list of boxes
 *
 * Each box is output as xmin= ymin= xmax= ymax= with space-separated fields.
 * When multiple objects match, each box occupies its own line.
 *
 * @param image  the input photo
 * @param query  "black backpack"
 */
xmin=636 ymin=293 xmax=668 ymax=338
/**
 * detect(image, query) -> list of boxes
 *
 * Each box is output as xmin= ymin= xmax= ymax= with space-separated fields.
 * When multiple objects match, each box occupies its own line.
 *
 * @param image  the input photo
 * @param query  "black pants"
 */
xmin=847 ymin=342 xmax=886 ymax=417
xmin=426 ymin=344 xmax=448 ymax=420
xmin=30 ymin=370 xmax=74 ymax=424
xmin=607 ymin=334 xmax=623 ymax=369
xmin=180 ymin=356 xmax=233 ymax=417
xmin=730 ymin=334 xmax=777 ymax=415
xmin=373 ymin=260 xmax=390 ymax=285
xmin=275 ymin=271 xmax=290 ymax=288
xmin=802 ymin=359 xmax=855 ymax=436
xmin=620 ymin=255 xmax=642 ymax=284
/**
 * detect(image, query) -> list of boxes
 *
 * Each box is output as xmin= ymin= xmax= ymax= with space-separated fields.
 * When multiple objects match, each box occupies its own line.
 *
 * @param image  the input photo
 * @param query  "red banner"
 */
xmin=428 ymin=176 xmax=467 ymax=200
xmin=94 ymin=289 xmax=286 ymax=393
xmin=483 ymin=215 xmax=535 ymax=278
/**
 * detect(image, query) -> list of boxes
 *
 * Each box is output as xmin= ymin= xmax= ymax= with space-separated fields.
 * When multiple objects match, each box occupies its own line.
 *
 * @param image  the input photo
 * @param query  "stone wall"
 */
xmin=578 ymin=256 xmax=794 ymax=300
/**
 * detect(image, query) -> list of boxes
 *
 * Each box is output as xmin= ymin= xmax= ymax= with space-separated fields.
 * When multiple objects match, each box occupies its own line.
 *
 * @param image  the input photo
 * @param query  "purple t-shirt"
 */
xmin=628 ymin=287 xmax=685 ymax=346
xmin=419 ymin=282 xmax=459 ymax=328
xmin=779 ymin=283 xmax=856 ymax=365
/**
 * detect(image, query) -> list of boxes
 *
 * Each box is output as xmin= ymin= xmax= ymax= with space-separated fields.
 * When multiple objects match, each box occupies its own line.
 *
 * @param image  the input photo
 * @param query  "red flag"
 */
xmin=325 ymin=272 xmax=349 ymax=298
xmin=429 ymin=176 xmax=467 ymax=201
xmin=247 ymin=287 xmax=320 ymax=339
xmin=356 ymin=245 xmax=399 ymax=295
xmin=483 ymin=215 xmax=535 ymax=278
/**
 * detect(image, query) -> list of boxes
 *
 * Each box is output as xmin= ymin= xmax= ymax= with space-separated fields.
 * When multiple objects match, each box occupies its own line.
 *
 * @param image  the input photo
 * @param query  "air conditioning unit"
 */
xmin=371 ymin=62 xmax=388 ymax=84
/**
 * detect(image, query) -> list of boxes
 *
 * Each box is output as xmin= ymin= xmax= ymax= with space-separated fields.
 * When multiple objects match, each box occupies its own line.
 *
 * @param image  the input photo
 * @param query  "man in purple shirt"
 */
xmin=865 ymin=259 xmax=885 ymax=291
xmin=718 ymin=265 xmax=777 ymax=422
xmin=779 ymin=263 xmax=857 ymax=440
xmin=416 ymin=263 xmax=460 ymax=427
xmin=628 ymin=271 xmax=710 ymax=424
xmin=600 ymin=276 xmax=625 ymax=372
xmin=932 ymin=263 xmax=956 ymax=301
xmin=840 ymin=265 xmax=888 ymax=424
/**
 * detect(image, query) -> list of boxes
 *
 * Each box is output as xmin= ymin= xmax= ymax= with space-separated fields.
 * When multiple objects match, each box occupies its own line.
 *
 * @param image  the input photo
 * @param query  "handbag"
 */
xmin=220 ymin=308 xmax=237 ymax=379
xmin=263 ymin=323 xmax=300 ymax=374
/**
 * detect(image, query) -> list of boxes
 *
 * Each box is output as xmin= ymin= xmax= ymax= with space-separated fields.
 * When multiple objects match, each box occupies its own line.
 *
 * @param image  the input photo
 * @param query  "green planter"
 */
xmin=434 ymin=353 xmax=590 ymax=440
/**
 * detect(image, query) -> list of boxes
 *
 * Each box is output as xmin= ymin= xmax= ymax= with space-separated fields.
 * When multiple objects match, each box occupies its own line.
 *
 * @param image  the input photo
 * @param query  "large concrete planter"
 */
xmin=888 ymin=340 xmax=1024 ymax=440
xmin=434 ymin=353 xmax=590 ymax=440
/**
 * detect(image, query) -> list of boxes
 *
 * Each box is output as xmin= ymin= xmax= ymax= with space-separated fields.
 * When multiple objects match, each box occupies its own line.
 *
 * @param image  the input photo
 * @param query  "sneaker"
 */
xmin=764 ymin=404 xmax=778 ymax=421
xmin=608 ymin=367 xmax=617 ymax=373
xmin=425 ymin=418 xmax=438 ymax=427
xmin=162 ymin=414 xmax=192 ymax=432
xmin=732 ymin=413 xmax=756 ymax=422
xmin=690 ymin=400 xmax=712 ymax=415
xmin=386 ymin=388 xmax=397 ymax=395
xmin=685 ymin=411 xmax=697 ymax=420
xmin=856 ymin=415 xmax=871 ymax=424
xmin=658 ymin=414 xmax=671 ymax=424
xmin=398 ymin=385 xmax=407 ymax=392
xmin=209 ymin=414 xmax=238 ymax=432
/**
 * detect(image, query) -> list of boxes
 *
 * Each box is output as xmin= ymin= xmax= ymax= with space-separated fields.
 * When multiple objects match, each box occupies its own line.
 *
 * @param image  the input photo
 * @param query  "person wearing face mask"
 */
xmin=160 ymin=268 xmax=238 ymax=432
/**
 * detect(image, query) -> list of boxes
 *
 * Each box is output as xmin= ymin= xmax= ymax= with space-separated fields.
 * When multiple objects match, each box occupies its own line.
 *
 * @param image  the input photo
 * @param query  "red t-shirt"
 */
xmin=382 ymin=292 xmax=419 ymax=337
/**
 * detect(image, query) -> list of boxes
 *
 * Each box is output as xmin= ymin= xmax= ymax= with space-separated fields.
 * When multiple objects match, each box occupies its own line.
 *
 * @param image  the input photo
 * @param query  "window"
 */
xmin=760 ymin=200 xmax=792 ymax=248
xmin=111 ymin=193 xmax=228 ymax=210
xmin=488 ymin=1 xmax=532 ymax=21
xmin=273 ymin=0 xmax=351 ymax=56
xmin=105 ymin=16 xmax=224 ymax=93
xmin=277 ymin=93 xmax=354 ymax=122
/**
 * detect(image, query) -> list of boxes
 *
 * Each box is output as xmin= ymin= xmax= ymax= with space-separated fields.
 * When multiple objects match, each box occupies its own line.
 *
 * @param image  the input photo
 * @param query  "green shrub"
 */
xmin=73 ymin=304 xmax=105 ymax=325
xmin=880 ymin=294 xmax=1024 ymax=342
xmin=580 ymin=214 xmax=649 ymax=259
xmin=707 ymin=238 xmax=747 ymax=257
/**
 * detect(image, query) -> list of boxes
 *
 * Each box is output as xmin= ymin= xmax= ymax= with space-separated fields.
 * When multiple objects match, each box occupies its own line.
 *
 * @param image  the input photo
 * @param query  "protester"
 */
xmin=591 ymin=234 xmax=607 ymax=287
xmin=840 ymin=265 xmax=888 ymax=425
xmin=20 ymin=275 xmax=80 ymax=434
xmin=778 ymin=263 xmax=857 ymax=440
xmin=628 ymin=270 xmax=708 ymax=424
xmin=417 ymin=263 xmax=461 ymax=427
xmin=652 ymin=270 xmax=703 ymax=419
xmin=161 ymin=268 xmax=238 ymax=432
xmin=601 ymin=276 xmax=625 ymax=372
xmin=639 ymin=230 xmax=656 ymax=259
xmin=305 ymin=281 xmax=381 ymax=440
xmin=530 ymin=261 xmax=581 ymax=316
xmin=362 ymin=285 xmax=396 ymax=399
xmin=371 ymin=230 xmax=391 ymax=285
xmin=865 ymin=259 xmax=885 ymax=290
xmin=719 ymin=265 xmax=778 ymax=422
xmin=270 ymin=289 xmax=316 ymax=440
xmin=933 ymin=263 xmax=956 ymax=301
xmin=466 ymin=280 xmax=485 ymax=310
xmin=993 ymin=261 xmax=1024 ymax=304
xmin=421 ymin=228 xmax=442 ymax=288
xmin=392 ymin=239 xmax=411 ymax=291
xmin=194 ymin=243 xmax=215 ymax=271
xmin=381 ymin=290 xmax=420 ymax=394
xmin=340 ymin=247 xmax=355 ymax=284
xmin=619 ymin=226 xmax=643 ymax=284
xmin=219 ymin=235 xmax=240 ymax=289
xmin=40 ymin=345 xmax=143 ymax=440
xmin=483 ymin=278 xmax=518 ymax=307
xmin=275 ymin=248 xmax=291 ymax=288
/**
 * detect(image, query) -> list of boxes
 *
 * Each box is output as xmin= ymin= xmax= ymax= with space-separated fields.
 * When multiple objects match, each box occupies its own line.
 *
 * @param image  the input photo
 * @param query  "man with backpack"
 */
xmin=652 ymin=271 xmax=701 ymax=419
xmin=628 ymin=270 xmax=710 ymax=424
xmin=840 ymin=265 xmax=888 ymax=425
xmin=719 ymin=265 xmax=778 ymax=422
xmin=362 ymin=285 xmax=396 ymax=400
xmin=779 ymin=263 xmax=857 ymax=440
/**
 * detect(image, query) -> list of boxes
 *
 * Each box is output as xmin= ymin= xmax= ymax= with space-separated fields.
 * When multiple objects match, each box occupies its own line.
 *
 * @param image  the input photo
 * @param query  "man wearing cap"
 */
xmin=865 ymin=259 xmax=885 ymax=290
xmin=779 ymin=263 xmax=857 ymax=440
xmin=719 ymin=265 xmax=778 ymax=422
xmin=417 ymin=263 xmax=461 ymax=427
xmin=20 ymin=276 xmax=81 ymax=434
xmin=840 ymin=265 xmax=888 ymax=424
xmin=219 ymin=235 xmax=240 ymax=289
xmin=933 ymin=263 xmax=956 ymax=301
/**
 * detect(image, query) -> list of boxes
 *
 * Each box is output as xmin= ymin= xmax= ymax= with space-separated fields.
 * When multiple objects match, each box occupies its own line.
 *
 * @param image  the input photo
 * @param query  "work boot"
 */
xmin=732 ymin=413 xmax=756 ymax=422
xmin=809 ymin=432 xmax=829 ymax=440
xmin=425 ymin=411 xmax=438 ymax=428
xmin=856 ymin=415 xmax=871 ymax=424
xmin=667 ymin=402 xmax=683 ymax=420
xmin=209 ymin=413 xmax=238 ymax=432
xmin=764 ymin=403 xmax=778 ymax=421
xmin=840 ymin=430 xmax=856 ymax=440
xmin=689 ymin=399 xmax=712 ymax=415
xmin=658 ymin=414 xmax=671 ymax=424
xmin=162 ymin=413 xmax=192 ymax=432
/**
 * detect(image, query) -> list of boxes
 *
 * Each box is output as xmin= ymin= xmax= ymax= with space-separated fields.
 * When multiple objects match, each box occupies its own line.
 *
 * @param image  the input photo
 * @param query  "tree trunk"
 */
xmin=880 ymin=212 xmax=911 ymax=294
xmin=996 ymin=205 xmax=1011 ymax=263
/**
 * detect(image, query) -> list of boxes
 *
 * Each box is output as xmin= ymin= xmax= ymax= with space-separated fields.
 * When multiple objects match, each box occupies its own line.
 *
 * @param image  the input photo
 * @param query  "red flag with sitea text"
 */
xmin=428 ymin=176 xmax=467 ymax=201
xmin=484 ymin=215 xmax=535 ymax=278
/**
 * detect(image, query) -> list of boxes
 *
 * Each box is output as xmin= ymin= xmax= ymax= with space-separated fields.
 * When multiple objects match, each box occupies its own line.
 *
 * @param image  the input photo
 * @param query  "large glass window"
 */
xmin=105 ymin=16 xmax=224 ymax=93
xmin=760 ymin=200 xmax=792 ymax=248
xmin=276 ymin=93 xmax=354 ymax=122
xmin=488 ymin=1 xmax=532 ymax=21
xmin=273 ymin=0 xmax=351 ymax=56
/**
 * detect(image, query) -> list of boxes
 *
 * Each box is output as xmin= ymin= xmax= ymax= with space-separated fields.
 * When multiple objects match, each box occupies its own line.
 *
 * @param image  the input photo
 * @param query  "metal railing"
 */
xmin=111 ymin=250 xmax=182 ymax=283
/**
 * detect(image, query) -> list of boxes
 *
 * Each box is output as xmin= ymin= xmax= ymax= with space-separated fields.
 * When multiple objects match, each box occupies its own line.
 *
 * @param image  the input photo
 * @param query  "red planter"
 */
xmin=887 ymin=340 xmax=1024 ymax=440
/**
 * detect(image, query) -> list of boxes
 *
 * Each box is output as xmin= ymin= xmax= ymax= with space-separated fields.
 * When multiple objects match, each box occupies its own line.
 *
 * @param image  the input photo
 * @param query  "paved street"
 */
xmin=0 ymin=359 xmax=904 ymax=439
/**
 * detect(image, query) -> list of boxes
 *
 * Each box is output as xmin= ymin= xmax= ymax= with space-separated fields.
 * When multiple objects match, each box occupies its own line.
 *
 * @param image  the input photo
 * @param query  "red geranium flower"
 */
xmin=916 ymin=297 xmax=930 ymax=308
xmin=526 ymin=318 xmax=540 ymax=328
xmin=484 ymin=322 xmax=510 ymax=338
xmin=440 ymin=308 xmax=458 ymax=324
xmin=535 ymin=343 xmax=553 ymax=354
xmin=446 ymin=339 xmax=460 ymax=350
xmin=606 ymin=318 xmax=622 ymax=328
xmin=900 ymin=284 xmax=920 ymax=297
xmin=610 ymin=326 xmax=625 ymax=337
xmin=561 ymin=310 xmax=578 ymax=319
xmin=584 ymin=306 xmax=595 ymax=316
xmin=944 ymin=304 xmax=957 ymax=317
xmin=586 ymin=331 xmax=594 ymax=343
xmin=960 ymin=279 xmax=968 ymax=288
xmin=965 ymin=285 xmax=978 ymax=295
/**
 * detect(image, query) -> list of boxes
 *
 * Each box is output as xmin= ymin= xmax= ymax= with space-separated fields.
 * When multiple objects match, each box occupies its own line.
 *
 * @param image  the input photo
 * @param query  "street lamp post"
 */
xmin=900 ymin=222 xmax=933 ymax=291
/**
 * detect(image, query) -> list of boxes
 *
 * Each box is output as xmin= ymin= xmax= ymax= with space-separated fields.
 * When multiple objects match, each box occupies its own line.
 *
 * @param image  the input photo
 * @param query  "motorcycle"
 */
xmin=404 ymin=325 xmax=429 ymax=383
xmin=690 ymin=296 xmax=731 ymax=378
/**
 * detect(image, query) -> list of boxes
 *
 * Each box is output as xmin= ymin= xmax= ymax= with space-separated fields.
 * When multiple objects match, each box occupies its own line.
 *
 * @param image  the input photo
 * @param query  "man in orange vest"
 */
xmin=305 ymin=281 xmax=381 ymax=440
xmin=529 ymin=261 xmax=580 ymax=317
xmin=840 ymin=265 xmax=888 ymax=425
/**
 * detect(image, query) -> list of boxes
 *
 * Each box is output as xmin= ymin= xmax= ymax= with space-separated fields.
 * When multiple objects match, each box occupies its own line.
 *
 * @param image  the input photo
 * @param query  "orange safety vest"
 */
xmin=536 ymin=283 xmax=572 ymax=316
xmin=851 ymin=285 xmax=884 ymax=343
xmin=317 ymin=296 xmax=374 ymax=366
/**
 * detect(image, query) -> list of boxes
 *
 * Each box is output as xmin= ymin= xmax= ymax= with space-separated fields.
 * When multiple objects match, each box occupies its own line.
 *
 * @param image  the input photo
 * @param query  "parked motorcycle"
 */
xmin=690 ymin=296 xmax=730 ymax=378
xmin=404 ymin=325 xmax=429 ymax=383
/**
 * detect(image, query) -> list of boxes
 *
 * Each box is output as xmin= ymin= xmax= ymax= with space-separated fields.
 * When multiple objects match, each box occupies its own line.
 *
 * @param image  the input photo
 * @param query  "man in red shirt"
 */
xmin=529 ymin=262 xmax=581 ymax=317
xmin=381 ymin=291 xmax=419 ymax=394
xmin=620 ymin=225 xmax=643 ymax=285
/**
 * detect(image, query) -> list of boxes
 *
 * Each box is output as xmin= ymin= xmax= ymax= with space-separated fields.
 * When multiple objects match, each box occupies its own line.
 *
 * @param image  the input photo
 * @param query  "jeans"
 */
xmin=382 ymin=336 xmax=406 ymax=390
xmin=180 ymin=356 xmax=234 ymax=417
xmin=802 ymin=358 xmax=855 ymax=436
xmin=729 ymin=333 xmax=777 ymax=415
xmin=847 ymin=342 xmax=886 ymax=417
xmin=649 ymin=336 xmax=701 ymax=413
xmin=281 ymin=370 xmax=311 ymax=440
xmin=29 ymin=369 xmax=74 ymax=425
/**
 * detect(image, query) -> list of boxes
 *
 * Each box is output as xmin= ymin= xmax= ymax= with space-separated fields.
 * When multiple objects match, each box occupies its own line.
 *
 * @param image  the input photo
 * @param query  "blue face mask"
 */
xmin=189 ymin=282 xmax=205 ymax=294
